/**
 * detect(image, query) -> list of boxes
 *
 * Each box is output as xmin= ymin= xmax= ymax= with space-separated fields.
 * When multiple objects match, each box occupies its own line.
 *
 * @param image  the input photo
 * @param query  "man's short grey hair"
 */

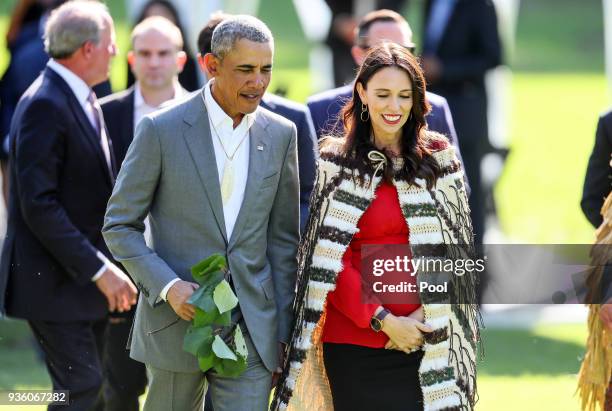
xmin=211 ymin=15 xmax=273 ymax=60
xmin=44 ymin=0 xmax=110 ymax=59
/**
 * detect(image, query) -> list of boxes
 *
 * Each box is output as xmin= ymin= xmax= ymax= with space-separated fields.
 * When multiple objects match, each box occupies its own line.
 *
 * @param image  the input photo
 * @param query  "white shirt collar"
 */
xmin=134 ymin=81 xmax=185 ymax=110
xmin=47 ymin=59 xmax=91 ymax=105
xmin=203 ymin=79 xmax=255 ymax=130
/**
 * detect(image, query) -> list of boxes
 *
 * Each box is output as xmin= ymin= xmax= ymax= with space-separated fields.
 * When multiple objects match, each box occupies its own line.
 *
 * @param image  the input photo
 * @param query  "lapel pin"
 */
xmin=257 ymin=145 xmax=264 ymax=151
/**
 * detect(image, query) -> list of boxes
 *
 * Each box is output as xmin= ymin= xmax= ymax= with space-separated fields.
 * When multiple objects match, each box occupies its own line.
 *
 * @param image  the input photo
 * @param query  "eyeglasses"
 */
xmin=359 ymin=44 xmax=416 ymax=55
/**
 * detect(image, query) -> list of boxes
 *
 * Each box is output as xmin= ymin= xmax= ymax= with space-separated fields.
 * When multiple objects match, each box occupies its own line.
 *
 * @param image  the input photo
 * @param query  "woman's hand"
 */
xmin=408 ymin=306 xmax=425 ymax=323
xmin=382 ymin=313 xmax=432 ymax=353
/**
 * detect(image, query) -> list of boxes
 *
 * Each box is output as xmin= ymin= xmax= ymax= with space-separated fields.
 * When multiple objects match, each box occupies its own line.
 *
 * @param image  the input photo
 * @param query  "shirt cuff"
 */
xmin=160 ymin=278 xmax=181 ymax=301
xmin=92 ymin=251 xmax=109 ymax=281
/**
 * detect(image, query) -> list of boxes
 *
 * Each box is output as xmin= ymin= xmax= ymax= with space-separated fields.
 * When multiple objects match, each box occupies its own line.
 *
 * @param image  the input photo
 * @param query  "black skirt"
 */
xmin=323 ymin=343 xmax=424 ymax=411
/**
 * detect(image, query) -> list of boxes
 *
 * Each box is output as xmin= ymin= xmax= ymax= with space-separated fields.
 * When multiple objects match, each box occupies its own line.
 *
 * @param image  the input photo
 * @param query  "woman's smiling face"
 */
xmin=357 ymin=66 xmax=413 ymax=142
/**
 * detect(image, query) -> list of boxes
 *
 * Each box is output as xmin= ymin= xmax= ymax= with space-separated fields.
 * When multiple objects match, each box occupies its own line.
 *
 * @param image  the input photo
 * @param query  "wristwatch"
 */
xmin=370 ymin=308 xmax=390 ymax=332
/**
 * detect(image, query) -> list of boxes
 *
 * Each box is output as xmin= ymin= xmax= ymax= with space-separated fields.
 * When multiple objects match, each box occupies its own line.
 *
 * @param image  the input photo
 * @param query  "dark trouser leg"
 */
xmin=28 ymin=319 xmax=107 ymax=411
xmin=103 ymin=308 xmax=147 ymax=411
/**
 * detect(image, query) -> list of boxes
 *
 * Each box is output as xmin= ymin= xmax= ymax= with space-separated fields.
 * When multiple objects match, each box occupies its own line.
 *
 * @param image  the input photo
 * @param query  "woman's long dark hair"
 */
xmin=329 ymin=42 xmax=442 ymax=189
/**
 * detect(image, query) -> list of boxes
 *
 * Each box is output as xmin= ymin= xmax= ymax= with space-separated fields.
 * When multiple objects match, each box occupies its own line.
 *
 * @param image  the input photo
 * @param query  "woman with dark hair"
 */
xmin=126 ymin=0 xmax=199 ymax=91
xmin=272 ymin=42 xmax=480 ymax=411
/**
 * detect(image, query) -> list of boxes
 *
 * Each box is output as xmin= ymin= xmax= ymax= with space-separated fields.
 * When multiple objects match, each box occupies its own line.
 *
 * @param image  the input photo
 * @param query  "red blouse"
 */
xmin=321 ymin=181 xmax=421 ymax=348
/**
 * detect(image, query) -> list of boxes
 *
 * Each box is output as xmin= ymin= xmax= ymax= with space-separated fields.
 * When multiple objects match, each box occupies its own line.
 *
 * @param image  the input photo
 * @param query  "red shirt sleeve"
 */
xmin=326 ymin=246 xmax=380 ymax=328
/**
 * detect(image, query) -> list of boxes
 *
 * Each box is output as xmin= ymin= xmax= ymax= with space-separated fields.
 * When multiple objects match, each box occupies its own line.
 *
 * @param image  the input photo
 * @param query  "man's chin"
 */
xmin=240 ymin=99 xmax=262 ymax=114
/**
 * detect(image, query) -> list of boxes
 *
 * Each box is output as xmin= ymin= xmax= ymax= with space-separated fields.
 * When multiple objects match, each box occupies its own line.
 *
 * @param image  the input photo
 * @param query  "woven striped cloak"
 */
xmin=577 ymin=192 xmax=612 ymax=411
xmin=271 ymin=140 xmax=481 ymax=411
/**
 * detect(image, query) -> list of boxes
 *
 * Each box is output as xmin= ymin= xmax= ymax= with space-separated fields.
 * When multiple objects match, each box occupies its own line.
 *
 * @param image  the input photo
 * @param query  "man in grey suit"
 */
xmin=102 ymin=15 xmax=299 ymax=411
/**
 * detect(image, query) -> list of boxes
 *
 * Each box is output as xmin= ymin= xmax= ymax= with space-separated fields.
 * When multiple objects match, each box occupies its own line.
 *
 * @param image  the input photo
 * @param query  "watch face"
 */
xmin=370 ymin=317 xmax=382 ymax=332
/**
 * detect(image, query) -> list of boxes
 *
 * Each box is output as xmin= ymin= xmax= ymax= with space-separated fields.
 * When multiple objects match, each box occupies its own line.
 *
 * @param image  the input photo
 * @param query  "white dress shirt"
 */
xmin=204 ymin=78 xmax=254 ymax=237
xmin=159 ymin=80 xmax=255 ymax=301
xmin=46 ymin=59 xmax=116 ymax=282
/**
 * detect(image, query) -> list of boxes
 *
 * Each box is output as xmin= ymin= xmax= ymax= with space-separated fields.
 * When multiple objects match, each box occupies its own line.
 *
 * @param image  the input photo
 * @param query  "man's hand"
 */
xmin=95 ymin=265 xmax=138 ymax=312
xmin=271 ymin=342 xmax=287 ymax=388
xmin=167 ymin=280 xmax=199 ymax=321
xmin=600 ymin=302 xmax=612 ymax=332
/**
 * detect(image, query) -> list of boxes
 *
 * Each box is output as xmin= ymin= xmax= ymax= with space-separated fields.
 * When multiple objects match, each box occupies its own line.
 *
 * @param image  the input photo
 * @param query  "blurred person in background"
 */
xmin=198 ymin=12 xmax=317 ymax=234
xmin=99 ymin=15 xmax=188 ymax=411
xmin=0 ymin=2 xmax=137 ymax=410
xmin=307 ymin=9 xmax=467 ymax=189
xmin=421 ymin=0 xmax=502 ymax=244
xmin=272 ymin=42 xmax=479 ymax=411
xmin=323 ymin=0 xmax=408 ymax=87
xmin=126 ymin=0 xmax=199 ymax=91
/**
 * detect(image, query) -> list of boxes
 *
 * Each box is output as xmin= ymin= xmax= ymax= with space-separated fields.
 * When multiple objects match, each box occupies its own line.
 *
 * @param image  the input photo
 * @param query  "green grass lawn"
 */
xmin=477 ymin=324 xmax=588 ymax=411
xmin=496 ymin=72 xmax=609 ymax=244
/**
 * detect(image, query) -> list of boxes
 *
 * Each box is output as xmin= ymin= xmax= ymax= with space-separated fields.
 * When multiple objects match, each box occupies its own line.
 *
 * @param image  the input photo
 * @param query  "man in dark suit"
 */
xmin=0 ymin=2 xmax=137 ymax=410
xmin=307 ymin=9 xmax=467 ymax=179
xmin=99 ymin=16 xmax=188 ymax=411
xmin=197 ymin=13 xmax=317 ymax=232
xmin=582 ymin=110 xmax=612 ymax=228
xmin=421 ymin=0 xmax=501 ymax=243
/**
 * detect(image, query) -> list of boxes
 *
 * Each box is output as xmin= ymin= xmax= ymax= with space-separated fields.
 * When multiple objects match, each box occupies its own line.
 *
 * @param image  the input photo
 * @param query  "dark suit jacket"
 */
xmin=261 ymin=93 xmax=317 ymax=232
xmin=581 ymin=110 xmax=612 ymax=228
xmin=423 ymin=0 xmax=501 ymax=143
xmin=306 ymin=84 xmax=467 ymax=182
xmin=0 ymin=68 xmax=115 ymax=321
xmin=100 ymin=86 xmax=190 ymax=166
xmin=99 ymin=87 xmax=137 ymax=166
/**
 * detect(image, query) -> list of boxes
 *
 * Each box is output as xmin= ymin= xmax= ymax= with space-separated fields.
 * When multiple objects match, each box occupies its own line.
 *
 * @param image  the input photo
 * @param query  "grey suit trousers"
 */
xmin=143 ymin=325 xmax=272 ymax=411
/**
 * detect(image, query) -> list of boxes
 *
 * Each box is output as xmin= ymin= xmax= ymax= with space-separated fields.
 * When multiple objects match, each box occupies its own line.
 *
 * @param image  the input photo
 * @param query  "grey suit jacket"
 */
xmin=102 ymin=91 xmax=299 ymax=373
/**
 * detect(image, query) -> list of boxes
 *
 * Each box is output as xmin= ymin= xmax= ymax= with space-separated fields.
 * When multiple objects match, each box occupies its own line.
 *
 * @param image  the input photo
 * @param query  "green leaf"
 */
xmin=216 ymin=355 xmax=247 ymax=377
xmin=191 ymin=254 xmax=227 ymax=284
xmin=213 ymin=280 xmax=239 ymax=314
xmin=189 ymin=285 xmax=217 ymax=312
xmin=234 ymin=326 xmax=248 ymax=358
xmin=197 ymin=353 xmax=218 ymax=372
xmin=214 ymin=310 xmax=232 ymax=326
xmin=197 ymin=337 xmax=214 ymax=358
xmin=183 ymin=326 xmax=213 ymax=356
xmin=212 ymin=335 xmax=237 ymax=361
xmin=193 ymin=308 xmax=214 ymax=327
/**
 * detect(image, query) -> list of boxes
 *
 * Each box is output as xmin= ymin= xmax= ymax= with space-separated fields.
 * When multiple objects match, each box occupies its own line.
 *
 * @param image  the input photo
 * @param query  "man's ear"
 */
xmin=127 ymin=50 xmax=135 ymax=68
xmin=351 ymin=45 xmax=365 ymax=66
xmin=203 ymin=53 xmax=220 ymax=77
xmin=81 ymin=40 xmax=95 ymax=59
xmin=175 ymin=50 xmax=187 ymax=73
